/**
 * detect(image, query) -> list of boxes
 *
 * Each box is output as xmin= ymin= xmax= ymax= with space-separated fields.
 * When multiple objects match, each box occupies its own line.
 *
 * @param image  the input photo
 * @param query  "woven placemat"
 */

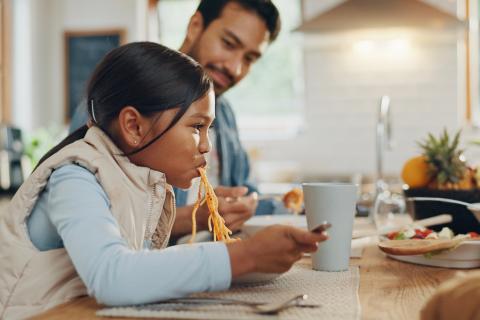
xmin=97 ymin=262 xmax=360 ymax=320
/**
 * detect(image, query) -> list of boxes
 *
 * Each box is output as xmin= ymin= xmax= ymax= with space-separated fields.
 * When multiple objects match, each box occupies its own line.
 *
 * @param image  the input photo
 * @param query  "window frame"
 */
xmin=0 ymin=0 xmax=12 ymax=124
xmin=464 ymin=0 xmax=480 ymax=125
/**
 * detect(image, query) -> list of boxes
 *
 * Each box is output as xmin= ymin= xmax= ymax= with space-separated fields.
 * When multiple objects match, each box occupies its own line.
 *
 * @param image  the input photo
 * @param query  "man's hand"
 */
xmin=195 ymin=186 xmax=257 ymax=232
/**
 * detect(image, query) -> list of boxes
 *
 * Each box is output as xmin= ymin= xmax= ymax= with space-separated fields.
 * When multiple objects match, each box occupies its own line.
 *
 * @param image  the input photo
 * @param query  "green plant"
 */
xmin=24 ymin=126 xmax=66 ymax=168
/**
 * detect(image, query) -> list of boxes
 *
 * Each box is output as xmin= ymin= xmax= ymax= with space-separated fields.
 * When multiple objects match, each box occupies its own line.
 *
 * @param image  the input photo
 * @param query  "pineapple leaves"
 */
xmin=417 ymin=128 xmax=466 ymax=188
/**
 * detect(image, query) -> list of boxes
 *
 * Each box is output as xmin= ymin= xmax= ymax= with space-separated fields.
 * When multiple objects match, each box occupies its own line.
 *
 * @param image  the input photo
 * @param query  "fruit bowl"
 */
xmin=404 ymin=187 xmax=480 ymax=234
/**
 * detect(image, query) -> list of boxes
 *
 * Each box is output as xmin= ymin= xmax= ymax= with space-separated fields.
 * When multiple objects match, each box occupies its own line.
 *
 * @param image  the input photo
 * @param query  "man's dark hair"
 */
xmin=197 ymin=0 xmax=281 ymax=42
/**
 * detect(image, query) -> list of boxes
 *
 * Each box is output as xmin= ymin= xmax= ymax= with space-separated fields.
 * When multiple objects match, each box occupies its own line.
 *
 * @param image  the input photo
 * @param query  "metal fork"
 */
xmin=165 ymin=294 xmax=320 ymax=314
xmin=161 ymin=294 xmax=321 ymax=313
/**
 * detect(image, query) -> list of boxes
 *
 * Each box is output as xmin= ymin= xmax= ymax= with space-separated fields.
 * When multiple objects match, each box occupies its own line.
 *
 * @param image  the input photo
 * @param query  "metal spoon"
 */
xmin=164 ymin=295 xmax=320 ymax=309
xmin=252 ymin=294 xmax=317 ymax=314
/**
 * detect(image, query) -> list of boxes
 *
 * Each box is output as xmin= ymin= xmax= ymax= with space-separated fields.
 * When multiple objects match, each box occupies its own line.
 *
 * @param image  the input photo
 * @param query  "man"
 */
xmin=70 ymin=0 xmax=282 ymax=238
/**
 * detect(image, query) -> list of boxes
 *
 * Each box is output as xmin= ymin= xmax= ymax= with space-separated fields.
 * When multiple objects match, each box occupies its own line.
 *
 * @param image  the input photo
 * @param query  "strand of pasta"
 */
xmin=202 ymin=168 xmax=232 ymax=241
xmin=189 ymin=167 xmax=233 ymax=243
xmin=188 ymin=179 xmax=206 ymax=243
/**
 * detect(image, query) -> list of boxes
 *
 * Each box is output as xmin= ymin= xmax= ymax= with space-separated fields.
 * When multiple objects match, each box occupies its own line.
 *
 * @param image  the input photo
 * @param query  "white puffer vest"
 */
xmin=0 ymin=127 xmax=176 ymax=319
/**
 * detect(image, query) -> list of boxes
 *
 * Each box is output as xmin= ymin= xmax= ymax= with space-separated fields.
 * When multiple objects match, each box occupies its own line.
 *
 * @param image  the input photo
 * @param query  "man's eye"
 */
xmin=222 ymin=38 xmax=235 ymax=49
xmin=194 ymin=124 xmax=204 ymax=131
xmin=245 ymin=55 xmax=256 ymax=64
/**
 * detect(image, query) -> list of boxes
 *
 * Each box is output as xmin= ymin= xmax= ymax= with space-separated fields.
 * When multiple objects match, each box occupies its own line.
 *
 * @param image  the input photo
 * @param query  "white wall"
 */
xmin=11 ymin=0 xmax=470 ymax=184
xmin=12 ymin=0 xmax=34 ymax=130
xmin=31 ymin=0 xmax=62 ymax=131
xmin=246 ymin=0 xmax=465 ymax=183
xmin=11 ymin=0 xmax=145 ymax=132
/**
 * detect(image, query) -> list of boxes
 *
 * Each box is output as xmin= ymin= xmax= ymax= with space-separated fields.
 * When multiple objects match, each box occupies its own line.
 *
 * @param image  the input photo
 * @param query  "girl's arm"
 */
xmin=46 ymin=165 xmax=231 ymax=306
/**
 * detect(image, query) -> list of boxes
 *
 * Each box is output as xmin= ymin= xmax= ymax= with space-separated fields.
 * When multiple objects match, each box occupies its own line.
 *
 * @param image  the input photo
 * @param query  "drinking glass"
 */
xmin=372 ymin=190 xmax=406 ymax=232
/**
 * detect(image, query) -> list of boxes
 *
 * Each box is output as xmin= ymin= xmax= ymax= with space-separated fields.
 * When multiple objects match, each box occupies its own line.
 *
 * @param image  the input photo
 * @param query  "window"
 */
xmin=157 ymin=0 xmax=304 ymax=140
xmin=157 ymin=0 xmax=198 ymax=48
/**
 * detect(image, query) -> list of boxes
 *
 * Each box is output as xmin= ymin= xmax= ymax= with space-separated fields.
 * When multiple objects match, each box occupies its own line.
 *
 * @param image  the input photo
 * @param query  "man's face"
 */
xmin=186 ymin=2 xmax=271 ymax=96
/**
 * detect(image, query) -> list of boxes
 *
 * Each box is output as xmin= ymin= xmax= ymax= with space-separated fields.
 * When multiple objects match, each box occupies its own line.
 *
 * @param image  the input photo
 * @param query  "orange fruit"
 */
xmin=401 ymin=156 xmax=430 ymax=188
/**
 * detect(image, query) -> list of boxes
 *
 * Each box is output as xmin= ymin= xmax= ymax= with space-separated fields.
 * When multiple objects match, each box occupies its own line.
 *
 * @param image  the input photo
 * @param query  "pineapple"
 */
xmin=418 ymin=129 xmax=473 ymax=190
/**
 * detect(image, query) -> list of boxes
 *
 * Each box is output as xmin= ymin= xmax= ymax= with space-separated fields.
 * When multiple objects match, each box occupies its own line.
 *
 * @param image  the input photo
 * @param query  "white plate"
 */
xmin=382 ymin=239 xmax=480 ymax=269
xmin=241 ymin=215 xmax=307 ymax=236
xmin=232 ymin=272 xmax=282 ymax=285
xmin=242 ymin=215 xmax=370 ymax=238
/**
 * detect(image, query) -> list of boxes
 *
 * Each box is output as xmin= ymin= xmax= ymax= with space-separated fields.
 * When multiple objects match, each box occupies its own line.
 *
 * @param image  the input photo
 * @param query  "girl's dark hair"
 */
xmin=197 ymin=0 xmax=281 ymax=42
xmin=36 ymin=42 xmax=211 ymax=169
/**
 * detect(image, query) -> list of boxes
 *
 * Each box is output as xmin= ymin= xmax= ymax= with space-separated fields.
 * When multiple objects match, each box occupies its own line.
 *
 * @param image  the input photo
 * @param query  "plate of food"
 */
xmin=378 ymin=225 xmax=480 ymax=269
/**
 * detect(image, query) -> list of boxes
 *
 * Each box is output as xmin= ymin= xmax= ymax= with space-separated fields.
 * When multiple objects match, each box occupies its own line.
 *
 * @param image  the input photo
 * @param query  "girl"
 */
xmin=0 ymin=42 xmax=327 ymax=319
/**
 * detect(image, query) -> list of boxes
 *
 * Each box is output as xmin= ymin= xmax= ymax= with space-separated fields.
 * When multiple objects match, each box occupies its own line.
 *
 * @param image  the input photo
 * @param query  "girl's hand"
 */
xmin=227 ymin=225 xmax=328 ymax=277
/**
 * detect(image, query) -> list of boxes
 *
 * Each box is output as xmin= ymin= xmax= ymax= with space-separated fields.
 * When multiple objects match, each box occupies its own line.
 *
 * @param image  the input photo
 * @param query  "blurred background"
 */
xmin=0 ymin=0 xmax=479 ymax=196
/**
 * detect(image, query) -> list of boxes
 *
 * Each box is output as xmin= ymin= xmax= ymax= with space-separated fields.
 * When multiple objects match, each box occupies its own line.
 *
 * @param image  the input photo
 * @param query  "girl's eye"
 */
xmin=193 ymin=124 xmax=204 ymax=132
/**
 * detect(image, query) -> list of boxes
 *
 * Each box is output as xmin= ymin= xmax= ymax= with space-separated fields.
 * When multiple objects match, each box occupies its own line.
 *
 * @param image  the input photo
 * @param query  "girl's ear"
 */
xmin=181 ymin=12 xmax=205 ymax=52
xmin=117 ymin=106 xmax=145 ymax=148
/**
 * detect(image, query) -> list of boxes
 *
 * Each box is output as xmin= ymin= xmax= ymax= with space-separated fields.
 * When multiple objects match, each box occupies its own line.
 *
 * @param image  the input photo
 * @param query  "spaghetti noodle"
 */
xmin=189 ymin=167 xmax=234 ymax=243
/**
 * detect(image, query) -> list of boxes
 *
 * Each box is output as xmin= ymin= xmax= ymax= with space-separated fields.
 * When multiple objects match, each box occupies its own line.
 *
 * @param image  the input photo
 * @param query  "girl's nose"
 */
xmin=199 ymin=134 xmax=211 ymax=154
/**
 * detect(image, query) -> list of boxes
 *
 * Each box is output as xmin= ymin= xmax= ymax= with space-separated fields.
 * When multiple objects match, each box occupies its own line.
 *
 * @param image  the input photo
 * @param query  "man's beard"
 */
xmin=186 ymin=45 xmax=233 ymax=97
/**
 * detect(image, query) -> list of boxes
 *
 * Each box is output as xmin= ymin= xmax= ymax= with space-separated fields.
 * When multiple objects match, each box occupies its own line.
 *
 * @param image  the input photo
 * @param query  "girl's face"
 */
xmin=126 ymin=89 xmax=215 ymax=188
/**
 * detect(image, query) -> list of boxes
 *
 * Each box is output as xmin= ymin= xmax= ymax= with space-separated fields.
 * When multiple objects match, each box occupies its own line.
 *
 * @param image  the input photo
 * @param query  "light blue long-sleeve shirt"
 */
xmin=26 ymin=164 xmax=232 ymax=305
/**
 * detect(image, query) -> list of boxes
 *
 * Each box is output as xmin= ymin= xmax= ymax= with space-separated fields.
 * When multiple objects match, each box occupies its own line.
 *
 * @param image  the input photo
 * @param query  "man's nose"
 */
xmin=224 ymin=54 xmax=243 ymax=78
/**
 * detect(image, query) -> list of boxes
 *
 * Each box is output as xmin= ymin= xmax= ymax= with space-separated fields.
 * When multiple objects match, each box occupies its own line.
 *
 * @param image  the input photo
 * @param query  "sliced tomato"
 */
xmin=468 ymin=232 xmax=480 ymax=238
xmin=387 ymin=231 xmax=399 ymax=240
xmin=413 ymin=229 xmax=433 ymax=239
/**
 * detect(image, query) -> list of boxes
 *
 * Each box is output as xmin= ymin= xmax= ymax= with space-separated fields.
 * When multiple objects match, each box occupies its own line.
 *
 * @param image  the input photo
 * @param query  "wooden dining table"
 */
xmin=30 ymin=241 xmax=469 ymax=320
